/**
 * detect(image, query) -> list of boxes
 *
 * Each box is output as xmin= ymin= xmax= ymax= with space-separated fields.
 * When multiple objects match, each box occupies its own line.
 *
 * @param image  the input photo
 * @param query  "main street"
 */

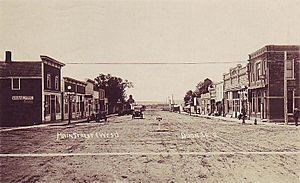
xmin=1 ymin=110 xmax=299 ymax=182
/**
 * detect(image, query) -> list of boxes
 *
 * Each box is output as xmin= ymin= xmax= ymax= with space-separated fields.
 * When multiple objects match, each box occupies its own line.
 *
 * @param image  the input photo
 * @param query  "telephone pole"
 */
xmin=284 ymin=51 xmax=288 ymax=125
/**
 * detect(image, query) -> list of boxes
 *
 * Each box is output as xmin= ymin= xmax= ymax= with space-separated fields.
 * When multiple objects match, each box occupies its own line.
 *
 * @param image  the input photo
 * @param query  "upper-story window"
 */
xmin=55 ymin=76 xmax=59 ymax=90
xmin=286 ymin=59 xmax=295 ymax=79
xmin=251 ymin=64 xmax=255 ymax=82
xmin=47 ymin=74 xmax=51 ymax=89
xmin=256 ymin=62 xmax=261 ymax=80
xmin=262 ymin=61 xmax=267 ymax=75
xmin=11 ymin=78 xmax=21 ymax=90
xmin=99 ymin=90 xmax=105 ymax=100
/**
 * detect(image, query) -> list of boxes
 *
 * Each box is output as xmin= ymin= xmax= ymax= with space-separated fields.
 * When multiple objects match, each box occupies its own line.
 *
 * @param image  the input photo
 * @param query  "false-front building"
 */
xmin=62 ymin=77 xmax=87 ymax=120
xmin=223 ymin=64 xmax=249 ymax=118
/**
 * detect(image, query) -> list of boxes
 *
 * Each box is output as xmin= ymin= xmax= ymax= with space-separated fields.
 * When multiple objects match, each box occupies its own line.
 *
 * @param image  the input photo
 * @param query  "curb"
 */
xmin=0 ymin=114 xmax=119 ymax=132
xmin=178 ymin=112 xmax=298 ymax=127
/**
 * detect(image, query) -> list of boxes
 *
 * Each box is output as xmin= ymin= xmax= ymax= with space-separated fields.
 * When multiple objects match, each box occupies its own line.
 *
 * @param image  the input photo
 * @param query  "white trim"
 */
xmin=0 ymin=76 xmax=42 ymax=79
xmin=11 ymin=78 xmax=20 ymax=90
xmin=293 ymin=90 xmax=295 ymax=110
xmin=44 ymin=91 xmax=62 ymax=95
xmin=266 ymin=96 xmax=284 ymax=99
xmin=43 ymin=60 xmax=61 ymax=69
xmin=42 ymin=62 xmax=45 ymax=121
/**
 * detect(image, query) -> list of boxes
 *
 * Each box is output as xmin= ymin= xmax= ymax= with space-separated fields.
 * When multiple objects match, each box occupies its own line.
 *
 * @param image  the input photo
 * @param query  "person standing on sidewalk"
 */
xmin=293 ymin=108 xmax=299 ymax=126
xmin=241 ymin=107 xmax=247 ymax=124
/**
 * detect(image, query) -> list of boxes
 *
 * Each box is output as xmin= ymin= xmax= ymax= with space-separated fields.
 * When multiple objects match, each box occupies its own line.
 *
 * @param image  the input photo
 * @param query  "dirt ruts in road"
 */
xmin=1 ymin=110 xmax=299 ymax=182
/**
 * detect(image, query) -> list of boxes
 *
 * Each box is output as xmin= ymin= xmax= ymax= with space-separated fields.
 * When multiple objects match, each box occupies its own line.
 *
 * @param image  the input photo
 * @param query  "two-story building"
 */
xmin=223 ymin=64 xmax=248 ymax=118
xmin=42 ymin=55 xmax=65 ymax=122
xmin=248 ymin=45 xmax=300 ymax=122
xmin=208 ymin=85 xmax=216 ymax=115
xmin=84 ymin=79 xmax=107 ymax=119
xmin=214 ymin=81 xmax=224 ymax=116
xmin=85 ymin=79 xmax=96 ymax=119
xmin=98 ymin=86 xmax=106 ymax=112
xmin=0 ymin=51 xmax=65 ymax=126
xmin=199 ymin=92 xmax=211 ymax=115
xmin=62 ymin=77 xmax=87 ymax=120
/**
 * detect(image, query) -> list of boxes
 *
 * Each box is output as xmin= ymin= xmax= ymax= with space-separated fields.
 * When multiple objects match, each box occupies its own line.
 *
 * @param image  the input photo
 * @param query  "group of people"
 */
xmin=239 ymin=108 xmax=299 ymax=126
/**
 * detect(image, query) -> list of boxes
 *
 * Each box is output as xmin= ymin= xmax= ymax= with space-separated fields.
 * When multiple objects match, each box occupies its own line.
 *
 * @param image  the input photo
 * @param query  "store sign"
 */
xmin=12 ymin=96 xmax=34 ymax=101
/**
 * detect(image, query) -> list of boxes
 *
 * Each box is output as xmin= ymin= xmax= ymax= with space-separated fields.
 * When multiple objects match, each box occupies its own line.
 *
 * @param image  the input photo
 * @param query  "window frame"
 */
xmin=11 ymin=78 xmax=21 ymax=90
xmin=47 ymin=74 xmax=51 ymax=89
xmin=256 ymin=62 xmax=261 ymax=81
xmin=55 ymin=76 xmax=59 ymax=90
xmin=286 ymin=59 xmax=295 ymax=80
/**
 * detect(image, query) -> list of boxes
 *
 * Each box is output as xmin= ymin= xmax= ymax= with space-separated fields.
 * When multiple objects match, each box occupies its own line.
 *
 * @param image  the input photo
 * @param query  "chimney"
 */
xmin=5 ymin=51 xmax=12 ymax=62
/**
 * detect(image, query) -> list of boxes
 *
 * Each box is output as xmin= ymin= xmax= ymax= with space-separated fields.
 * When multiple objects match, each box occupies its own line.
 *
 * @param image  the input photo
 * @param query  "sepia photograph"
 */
xmin=0 ymin=0 xmax=299 ymax=182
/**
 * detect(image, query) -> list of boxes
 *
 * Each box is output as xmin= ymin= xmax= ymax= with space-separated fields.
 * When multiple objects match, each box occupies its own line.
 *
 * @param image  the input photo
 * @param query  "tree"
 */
xmin=184 ymin=90 xmax=196 ymax=106
xmin=94 ymin=74 xmax=133 ymax=112
xmin=194 ymin=78 xmax=213 ymax=97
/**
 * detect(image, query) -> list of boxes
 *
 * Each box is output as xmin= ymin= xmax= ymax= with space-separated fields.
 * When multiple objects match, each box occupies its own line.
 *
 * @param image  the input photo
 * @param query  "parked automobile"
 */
xmin=118 ymin=109 xmax=134 ymax=116
xmin=132 ymin=106 xmax=144 ymax=119
xmin=172 ymin=105 xmax=180 ymax=113
xmin=91 ymin=111 xmax=107 ymax=122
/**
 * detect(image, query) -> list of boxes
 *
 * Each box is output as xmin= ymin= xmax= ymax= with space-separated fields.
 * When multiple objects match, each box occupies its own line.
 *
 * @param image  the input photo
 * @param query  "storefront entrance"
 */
xmin=50 ymin=95 xmax=56 ymax=121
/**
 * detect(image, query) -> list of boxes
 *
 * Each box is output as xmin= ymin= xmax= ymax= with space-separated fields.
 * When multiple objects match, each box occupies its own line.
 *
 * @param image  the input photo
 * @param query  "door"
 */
xmin=50 ymin=95 xmax=56 ymax=121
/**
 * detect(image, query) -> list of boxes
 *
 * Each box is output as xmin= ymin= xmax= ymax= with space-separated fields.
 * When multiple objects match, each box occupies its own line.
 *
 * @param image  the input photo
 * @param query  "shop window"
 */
xmin=45 ymin=95 xmax=50 ymax=115
xmin=252 ymin=93 xmax=256 ymax=112
xmin=65 ymin=104 xmax=68 ymax=114
xmin=235 ymin=100 xmax=240 ymax=112
xmin=56 ymin=96 xmax=60 ymax=113
xmin=232 ymin=91 xmax=239 ymax=99
xmin=287 ymin=91 xmax=294 ymax=113
xmin=77 ymin=102 xmax=80 ymax=112
xmin=257 ymin=97 xmax=261 ymax=112
xmin=11 ymin=78 xmax=21 ymax=90
xmin=228 ymin=101 xmax=233 ymax=112
xmin=72 ymin=103 xmax=76 ymax=113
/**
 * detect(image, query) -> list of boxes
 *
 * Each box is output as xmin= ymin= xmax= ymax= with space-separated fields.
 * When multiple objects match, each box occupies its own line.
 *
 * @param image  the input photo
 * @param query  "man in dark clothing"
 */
xmin=293 ymin=108 xmax=299 ymax=126
xmin=241 ymin=107 xmax=247 ymax=124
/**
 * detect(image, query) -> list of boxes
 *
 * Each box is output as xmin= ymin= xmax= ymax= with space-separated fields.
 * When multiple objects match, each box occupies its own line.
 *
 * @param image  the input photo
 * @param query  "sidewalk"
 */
xmin=179 ymin=112 xmax=298 ymax=127
xmin=0 ymin=114 xmax=118 ymax=132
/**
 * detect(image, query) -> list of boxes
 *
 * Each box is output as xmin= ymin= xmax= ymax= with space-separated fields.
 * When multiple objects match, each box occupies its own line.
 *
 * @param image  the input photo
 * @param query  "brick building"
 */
xmin=223 ymin=64 xmax=248 ymax=118
xmin=248 ymin=45 xmax=300 ymax=122
xmin=0 ymin=51 xmax=65 ymax=126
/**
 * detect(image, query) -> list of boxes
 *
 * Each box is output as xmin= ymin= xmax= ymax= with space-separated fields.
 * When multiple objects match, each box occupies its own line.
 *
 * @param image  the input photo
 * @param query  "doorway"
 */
xmin=50 ymin=95 xmax=56 ymax=121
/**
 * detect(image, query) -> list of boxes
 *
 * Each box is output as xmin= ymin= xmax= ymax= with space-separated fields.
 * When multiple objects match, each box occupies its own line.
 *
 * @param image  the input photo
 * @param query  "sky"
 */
xmin=1 ymin=0 xmax=300 ymax=102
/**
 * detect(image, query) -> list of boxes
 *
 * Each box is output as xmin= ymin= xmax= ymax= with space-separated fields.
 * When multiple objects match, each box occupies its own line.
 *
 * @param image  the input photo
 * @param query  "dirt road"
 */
xmin=1 ymin=110 xmax=299 ymax=182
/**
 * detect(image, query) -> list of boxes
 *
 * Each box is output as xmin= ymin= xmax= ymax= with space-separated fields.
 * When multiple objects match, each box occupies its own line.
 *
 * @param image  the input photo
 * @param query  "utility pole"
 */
xmin=284 ymin=51 xmax=288 ymax=125
xmin=171 ymin=94 xmax=174 ymax=104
